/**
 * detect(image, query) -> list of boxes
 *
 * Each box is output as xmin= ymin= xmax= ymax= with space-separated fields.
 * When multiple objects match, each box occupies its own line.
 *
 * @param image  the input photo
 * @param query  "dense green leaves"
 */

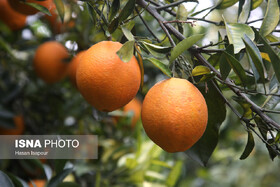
xmin=240 ymin=131 xmax=255 ymax=160
xmin=225 ymin=21 xmax=255 ymax=53
xmin=170 ymin=34 xmax=204 ymax=63
xmin=259 ymin=0 xmax=280 ymax=36
xmin=186 ymin=81 xmax=226 ymax=166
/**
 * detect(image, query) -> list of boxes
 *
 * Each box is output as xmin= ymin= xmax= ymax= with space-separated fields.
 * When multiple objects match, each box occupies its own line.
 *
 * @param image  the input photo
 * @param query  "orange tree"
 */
xmin=0 ymin=0 xmax=280 ymax=186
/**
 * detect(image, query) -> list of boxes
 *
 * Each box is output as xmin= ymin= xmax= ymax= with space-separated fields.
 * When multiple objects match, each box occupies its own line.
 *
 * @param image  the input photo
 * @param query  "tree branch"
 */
xmin=136 ymin=0 xmax=280 ymax=130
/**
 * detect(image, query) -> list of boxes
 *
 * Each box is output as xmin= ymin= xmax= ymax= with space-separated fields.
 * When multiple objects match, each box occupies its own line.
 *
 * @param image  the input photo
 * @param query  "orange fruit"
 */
xmin=0 ymin=0 xmax=27 ymax=30
xmin=33 ymin=41 xmax=69 ymax=84
xmin=0 ymin=115 xmax=25 ymax=135
xmin=121 ymin=98 xmax=142 ymax=128
xmin=67 ymin=51 xmax=86 ymax=87
xmin=76 ymin=41 xmax=141 ymax=112
xmin=141 ymin=78 xmax=208 ymax=153
xmin=29 ymin=179 xmax=46 ymax=187
xmin=7 ymin=0 xmax=53 ymax=15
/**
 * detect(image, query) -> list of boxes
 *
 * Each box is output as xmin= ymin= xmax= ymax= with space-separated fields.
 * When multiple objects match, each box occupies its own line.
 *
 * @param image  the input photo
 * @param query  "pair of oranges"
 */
xmin=0 ymin=0 xmax=68 ymax=33
xmin=33 ymin=40 xmax=208 ymax=153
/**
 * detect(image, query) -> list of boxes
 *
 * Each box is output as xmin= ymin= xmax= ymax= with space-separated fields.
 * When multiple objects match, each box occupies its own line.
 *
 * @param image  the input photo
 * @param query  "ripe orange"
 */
xmin=33 ymin=41 xmax=69 ymax=84
xmin=0 ymin=0 xmax=27 ymax=30
xmin=122 ymin=98 xmax=142 ymax=128
xmin=0 ymin=115 xmax=25 ymax=135
xmin=29 ymin=179 xmax=46 ymax=187
xmin=141 ymin=78 xmax=208 ymax=153
xmin=7 ymin=0 xmax=53 ymax=15
xmin=76 ymin=41 xmax=141 ymax=112
xmin=67 ymin=51 xmax=86 ymax=87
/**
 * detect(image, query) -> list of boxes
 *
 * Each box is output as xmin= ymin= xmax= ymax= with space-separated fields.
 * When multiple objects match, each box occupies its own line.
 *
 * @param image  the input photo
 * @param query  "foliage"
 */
xmin=0 ymin=0 xmax=280 ymax=186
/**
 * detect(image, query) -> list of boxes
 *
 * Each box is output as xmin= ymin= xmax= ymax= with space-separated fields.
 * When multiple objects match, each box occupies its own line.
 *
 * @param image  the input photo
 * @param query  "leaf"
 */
xmin=117 ymin=40 xmax=135 ymax=63
xmin=25 ymin=2 xmax=51 ymax=16
xmin=186 ymin=81 xmax=226 ymax=166
xmin=141 ymin=42 xmax=172 ymax=54
xmin=192 ymin=66 xmax=211 ymax=76
xmin=108 ymin=18 xmax=119 ymax=33
xmin=54 ymin=159 xmax=68 ymax=174
xmin=261 ymin=52 xmax=271 ymax=62
xmin=166 ymin=161 xmax=183 ymax=187
xmin=242 ymin=34 xmax=266 ymax=85
xmin=252 ymin=0 xmax=263 ymax=9
xmin=0 ymin=170 xmax=14 ymax=187
xmin=6 ymin=173 xmax=23 ymax=187
xmin=240 ymin=131 xmax=255 ymax=160
xmin=224 ymin=18 xmax=255 ymax=53
xmin=109 ymin=0 xmax=120 ymax=21
xmin=121 ymin=26 xmax=134 ymax=41
xmin=223 ymin=51 xmax=248 ymax=87
xmin=86 ymin=2 xmax=96 ymax=26
xmin=135 ymin=44 xmax=145 ymax=90
xmin=219 ymin=45 xmax=233 ymax=80
xmin=118 ymin=0 xmax=135 ymax=22
xmin=259 ymin=0 xmax=280 ymax=37
xmin=146 ymin=58 xmax=172 ymax=77
xmin=47 ymin=168 xmax=73 ymax=187
xmin=237 ymin=0 xmax=245 ymax=20
xmin=54 ymin=0 xmax=65 ymax=23
xmin=238 ymin=0 xmax=251 ymax=23
xmin=232 ymin=96 xmax=252 ymax=118
xmin=170 ymin=34 xmax=204 ymax=63
xmin=258 ymin=33 xmax=280 ymax=83
xmin=216 ymin=0 xmax=239 ymax=9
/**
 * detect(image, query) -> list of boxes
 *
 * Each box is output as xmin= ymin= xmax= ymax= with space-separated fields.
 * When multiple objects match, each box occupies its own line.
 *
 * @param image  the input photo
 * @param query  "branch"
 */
xmin=136 ymin=0 xmax=280 ymax=130
xmin=156 ymin=0 xmax=198 ymax=11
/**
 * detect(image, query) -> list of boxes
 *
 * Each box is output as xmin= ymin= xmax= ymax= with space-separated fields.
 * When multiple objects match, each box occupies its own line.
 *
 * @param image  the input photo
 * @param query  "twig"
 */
xmin=163 ymin=20 xmax=196 ymax=27
xmin=187 ymin=17 xmax=224 ymax=26
xmin=156 ymin=0 xmax=198 ymax=11
xmin=159 ymin=21 xmax=176 ymax=47
xmin=135 ymin=8 xmax=161 ymax=43
xmin=247 ymin=18 xmax=264 ymax=24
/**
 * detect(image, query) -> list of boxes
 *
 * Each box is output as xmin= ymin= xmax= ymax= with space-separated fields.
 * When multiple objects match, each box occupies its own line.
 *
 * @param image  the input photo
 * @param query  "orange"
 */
xmin=0 ymin=0 xmax=27 ymax=30
xmin=67 ymin=51 xmax=86 ymax=87
xmin=33 ymin=41 xmax=69 ymax=84
xmin=76 ymin=41 xmax=141 ymax=112
xmin=7 ymin=0 xmax=53 ymax=15
xmin=121 ymin=98 xmax=142 ymax=128
xmin=29 ymin=179 xmax=46 ymax=187
xmin=0 ymin=115 xmax=25 ymax=135
xmin=141 ymin=78 xmax=208 ymax=153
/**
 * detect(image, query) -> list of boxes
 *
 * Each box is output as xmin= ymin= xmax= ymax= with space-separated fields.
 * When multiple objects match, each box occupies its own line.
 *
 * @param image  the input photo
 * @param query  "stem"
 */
xmin=247 ymin=18 xmax=264 ymax=24
xmin=156 ymin=0 xmax=198 ymax=11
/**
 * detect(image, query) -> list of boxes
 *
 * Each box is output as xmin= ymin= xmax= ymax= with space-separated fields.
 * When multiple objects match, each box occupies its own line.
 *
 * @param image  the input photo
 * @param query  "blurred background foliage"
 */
xmin=0 ymin=0 xmax=280 ymax=186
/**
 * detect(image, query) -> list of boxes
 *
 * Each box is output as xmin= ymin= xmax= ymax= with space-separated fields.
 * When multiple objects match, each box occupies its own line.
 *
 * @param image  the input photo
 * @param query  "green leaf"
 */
xmin=118 ymin=0 xmax=135 ymax=22
xmin=208 ymin=53 xmax=221 ymax=68
xmin=238 ymin=0 xmax=251 ymax=23
xmin=0 ymin=170 xmax=14 ymax=187
xmin=47 ymin=168 xmax=73 ymax=187
xmin=166 ymin=161 xmax=183 ymax=187
xmin=219 ymin=45 xmax=234 ymax=80
xmin=135 ymin=44 xmax=145 ymax=90
xmin=252 ymin=0 xmax=263 ymax=9
xmin=186 ymin=81 xmax=226 ymax=166
xmin=170 ymin=34 xmax=204 ymax=63
xmin=259 ymin=0 xmax=280 ymax=36
xmin=54 ymin=159 xmax=68 ymax=174
xmin=240 ymin=131 xmax=255 ymax=160
xmin=117 ymin=40 xmax=135 ymax=63
xmin=232 ymin=96 xmax=252 ymax=118
xmin=109 ymin=0 xmax=120 ymax=21
xmin=192 ymin=65 xmax=211 ymax=76
xmin=141 ymin=42 xmax=172 ymax=54
xmin=86 ymin=2 xmax=97 ymax=26
xmin=258 ymin=33 xmax=280 ymax=83
xmin=25 ymin=2 xmax=51 ymax=16
xmin=6 ymin=173 xmax=24 ymax=187
xmin=242 ymin=34 xmax=266 ymax=85
xmin=224 ymin=19 xmax=255 ymax=53
xmin=146 ymin=58 xmax=172 ymax=77
xmin=54 ymin=0 xmax=65 ymax=23
xmin=216 ymin=0 xmax=239 ymax=9
xmin=108 ymin=18 xmax=119 ymax=33
xmin=121 ymin=25 xmax=134 ymax=41
xmin=223 ymin=51 xmax=248 ymax=87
